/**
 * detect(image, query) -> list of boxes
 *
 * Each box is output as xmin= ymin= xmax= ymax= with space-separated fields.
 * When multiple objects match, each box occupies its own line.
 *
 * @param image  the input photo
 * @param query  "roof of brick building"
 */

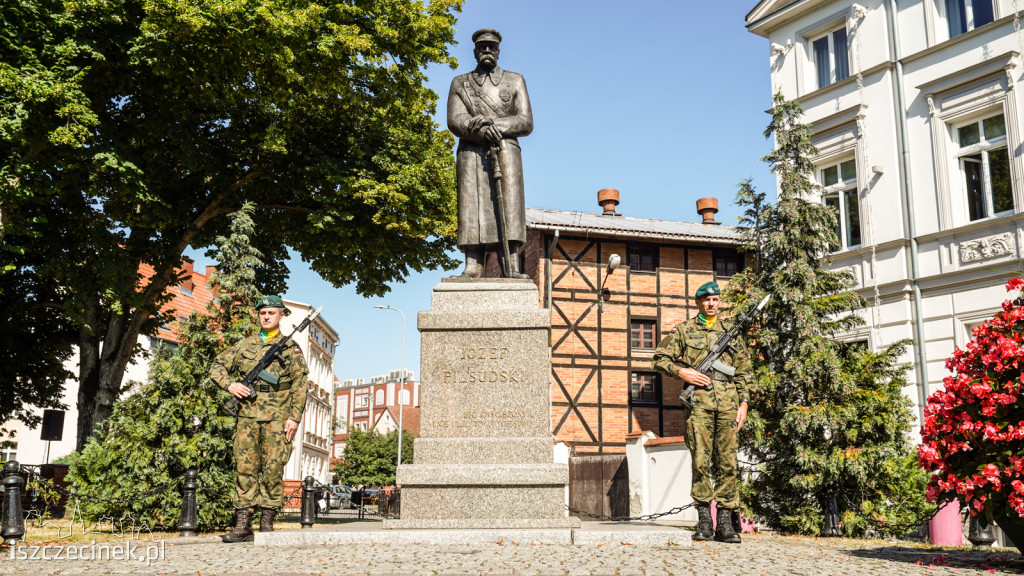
xmin=526 ymin=208 xmax=741 ymax=245
xmin=137 ymin=260 xmax=216 ymax=343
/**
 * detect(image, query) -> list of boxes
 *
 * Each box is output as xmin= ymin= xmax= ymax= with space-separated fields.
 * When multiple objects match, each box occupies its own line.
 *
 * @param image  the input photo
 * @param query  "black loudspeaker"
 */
xmin=40 ymin=410 xmax=65 ymax=441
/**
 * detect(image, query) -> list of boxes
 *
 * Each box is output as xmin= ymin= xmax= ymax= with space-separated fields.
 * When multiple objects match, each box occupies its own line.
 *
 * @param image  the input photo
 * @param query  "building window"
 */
xmin=819 ymin=158 xmax=861 ymax=250
xmin=355 ymin=395 xmax=369 ymax=408
xmin=812 ymin=25 xmax=849 ymax=89
xmin=375 ymin=390 xmax=385 ymax=405
xmin=398 ymin=389 xmax=410 ymax=405
xmin=713 ymin=249 xmax=744 ymax=278
xmin=955 ymin=113 xmax=1012 ymax=221
xmin=630 ymin=320 xmax=657 ymax=350
xmin=630 ymin=372 xmax=659 ymax=404
xmin=946 ymin=0 xmax=994 ymax=38
xmin=1 ymin=442 xmax=15 ymax=462
xmin=178 ymin=284 xmax=194 ymax=297
xmin=628 ymin=245 xmax=657 ymax=272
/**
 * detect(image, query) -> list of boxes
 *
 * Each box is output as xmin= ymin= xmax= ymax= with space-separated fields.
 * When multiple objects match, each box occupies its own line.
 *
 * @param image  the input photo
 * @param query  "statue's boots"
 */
xmin=222 ymin=508 xmax=254 ymax=543
xmin=693 ymin=504 xmax=714 ymax=541
xmin=260 ymin=507 xmax=278 ymax=532
xmin=508 ymin=252 xmax=530 ymax=279
xmin=714 ymin=507 xmax=742 ymax=543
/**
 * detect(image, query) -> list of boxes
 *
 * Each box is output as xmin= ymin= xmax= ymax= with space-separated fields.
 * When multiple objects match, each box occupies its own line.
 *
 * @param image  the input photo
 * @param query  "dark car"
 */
xmin=328 ymin=485 xmax=353 ymax=509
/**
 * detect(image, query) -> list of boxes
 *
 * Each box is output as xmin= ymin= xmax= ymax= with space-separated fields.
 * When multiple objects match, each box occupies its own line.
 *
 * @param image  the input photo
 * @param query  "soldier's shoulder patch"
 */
xmin=294 ymin=347 xmax=301 ymax=354
xmin=670 ymin=328 xmax=677 ymax=333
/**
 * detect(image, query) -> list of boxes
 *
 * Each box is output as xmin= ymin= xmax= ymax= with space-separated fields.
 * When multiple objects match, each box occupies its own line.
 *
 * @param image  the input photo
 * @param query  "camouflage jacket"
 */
xmin=651 ymin=316 xmax=753 ymax=412
xmin=210 ymin=333 xmax=309 ymax=422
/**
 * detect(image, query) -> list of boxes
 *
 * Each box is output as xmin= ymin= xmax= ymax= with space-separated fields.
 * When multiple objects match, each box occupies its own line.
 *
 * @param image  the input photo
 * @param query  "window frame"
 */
xmin=629 ymin=372 xmax=660 ymax=405
xmin=630 ymin=318 xmax=658 ymax=351
xmin=712 ymin=248 xmax=745 ymax=278
xmin=952 ymin=112 xmax=1013 ymax=222
xmin=627 ymin=244 xmax=659 ymax=273
xmin=810 ymin=24 xmax=850 ymax=89
xmin=817 ymin=157 xmax=862 ymax=251
xmin=943 ymin=0 xmax=995 ymax=39
xmin=0 ymin=441 xmax=16 ymax=462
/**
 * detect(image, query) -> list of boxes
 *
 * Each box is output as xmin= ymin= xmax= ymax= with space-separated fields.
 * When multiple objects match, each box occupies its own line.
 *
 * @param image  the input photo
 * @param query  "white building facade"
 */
xmin=281 ymin=300 xmax=339 ymax=485
xmin=747 ymin=0 xmax=1024 ymax=421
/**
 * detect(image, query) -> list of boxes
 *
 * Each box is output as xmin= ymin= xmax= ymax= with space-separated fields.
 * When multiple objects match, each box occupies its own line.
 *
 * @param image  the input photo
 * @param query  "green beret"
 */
xmin=256 ymin=295 xmax=285 ymax=310
xmin=694 ymin=281 xmax=720 ymax=300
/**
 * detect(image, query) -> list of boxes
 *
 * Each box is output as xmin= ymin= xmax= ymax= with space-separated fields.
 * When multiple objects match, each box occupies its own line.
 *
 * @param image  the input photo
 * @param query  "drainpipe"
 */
xmin=547 ymin=229 xmax=559 ymax=311
xmin=885 ymin=0 xmax=930 ymax=420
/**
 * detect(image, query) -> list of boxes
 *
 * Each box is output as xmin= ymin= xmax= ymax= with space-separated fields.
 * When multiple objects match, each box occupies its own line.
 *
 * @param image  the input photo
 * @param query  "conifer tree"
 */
xmin=729 ymin=94 xmax=932 ymax=536
xmin=66 ymin=204 xmax=264 ymax=528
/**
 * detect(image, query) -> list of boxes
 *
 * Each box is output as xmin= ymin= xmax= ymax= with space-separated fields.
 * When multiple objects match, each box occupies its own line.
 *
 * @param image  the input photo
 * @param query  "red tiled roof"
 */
xmin=378 ymin=405 xmax=421 ymax=437
xmin=137 ymin=261 xmax=216 ymax=343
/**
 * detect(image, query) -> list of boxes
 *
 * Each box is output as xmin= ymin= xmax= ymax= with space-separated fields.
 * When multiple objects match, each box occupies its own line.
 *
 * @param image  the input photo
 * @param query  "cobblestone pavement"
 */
xmin=1 ymin=532 xmax=1022 ymax=575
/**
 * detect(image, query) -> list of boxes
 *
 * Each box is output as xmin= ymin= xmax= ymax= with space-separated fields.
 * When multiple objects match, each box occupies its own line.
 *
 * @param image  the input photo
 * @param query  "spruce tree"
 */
xmin=729 ymin=94 xmax=932 ymax=536
xmin=66 ymin=204 xmax=264 ymax=529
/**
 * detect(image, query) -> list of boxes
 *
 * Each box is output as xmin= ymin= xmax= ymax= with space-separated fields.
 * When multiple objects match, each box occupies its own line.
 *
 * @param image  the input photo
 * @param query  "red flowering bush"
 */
xmin=919 ymin=277 xmax=1024 ymax=519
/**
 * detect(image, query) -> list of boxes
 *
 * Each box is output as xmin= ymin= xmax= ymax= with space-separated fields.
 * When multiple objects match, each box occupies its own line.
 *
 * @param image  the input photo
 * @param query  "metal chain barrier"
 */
xmin=565 ymin=502 xmax=695 ymax=522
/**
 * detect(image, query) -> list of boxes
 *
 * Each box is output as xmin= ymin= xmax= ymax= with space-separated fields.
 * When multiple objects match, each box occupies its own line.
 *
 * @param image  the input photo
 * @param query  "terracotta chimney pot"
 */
xmin=598 ymin=188 xmax=620 ymax=216
xmin=696 ymin=197 xmax=720 ymax=225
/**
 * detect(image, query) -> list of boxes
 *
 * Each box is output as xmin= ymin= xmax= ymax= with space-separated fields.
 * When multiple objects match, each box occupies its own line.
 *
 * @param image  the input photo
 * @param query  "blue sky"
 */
xmin=187 ymin=0 xmax=777 ymax=385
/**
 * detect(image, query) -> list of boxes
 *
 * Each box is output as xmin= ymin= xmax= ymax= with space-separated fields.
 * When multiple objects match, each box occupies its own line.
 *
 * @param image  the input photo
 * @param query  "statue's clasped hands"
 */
xmin=469 ymin=115 xmax=502 ymax=145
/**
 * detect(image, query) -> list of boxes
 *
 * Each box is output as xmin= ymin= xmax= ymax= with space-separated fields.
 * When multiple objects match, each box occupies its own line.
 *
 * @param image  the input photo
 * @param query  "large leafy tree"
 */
xmin=1 ymin=0 xmax=462 ymax=448
xmin=334 ymin=426 xmax=413 ymax=487
xmin=730 ymin=94 xmax=931 ymax=536
xmin=66 ymin=204 xmax=263 ymax=528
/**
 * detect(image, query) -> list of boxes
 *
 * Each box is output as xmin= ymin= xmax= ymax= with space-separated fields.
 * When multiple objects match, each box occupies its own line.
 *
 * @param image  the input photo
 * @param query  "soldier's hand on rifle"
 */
xmin=285 ymin=419 xmax=298 ymax=442
xmin=228 ymin=382 xmax=250 ymax=399
xmin=677 ymin=367 xmax=711 ymax=388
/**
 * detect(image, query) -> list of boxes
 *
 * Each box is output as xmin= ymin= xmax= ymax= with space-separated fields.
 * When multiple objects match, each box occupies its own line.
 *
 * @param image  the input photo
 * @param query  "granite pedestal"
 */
xmin=384 ymin=279 xmax=576 ymax=530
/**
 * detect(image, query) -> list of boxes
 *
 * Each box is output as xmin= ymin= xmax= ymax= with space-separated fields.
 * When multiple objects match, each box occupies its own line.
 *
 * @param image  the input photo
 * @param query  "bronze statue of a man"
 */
xmin=447 ymin=28 xmax=533 ymax=278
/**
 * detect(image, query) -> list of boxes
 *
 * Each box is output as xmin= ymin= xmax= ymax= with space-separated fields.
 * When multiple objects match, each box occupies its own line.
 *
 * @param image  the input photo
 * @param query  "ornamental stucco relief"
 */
xmin=959 ymin=232 xmax=1016 ymax=264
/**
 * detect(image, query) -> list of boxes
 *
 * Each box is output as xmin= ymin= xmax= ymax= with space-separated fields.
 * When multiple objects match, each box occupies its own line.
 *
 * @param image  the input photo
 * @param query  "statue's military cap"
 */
xmin=256 ymin=295 xmax=285 ymax=310
xmin=472 ymin=28 xmax=502 ymax=44
xmin=694 ymin=281 xmax=720 ymax=300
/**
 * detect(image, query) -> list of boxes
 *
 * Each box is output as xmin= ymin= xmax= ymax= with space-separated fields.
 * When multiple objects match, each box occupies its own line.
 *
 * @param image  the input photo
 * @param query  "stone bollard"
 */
xmin=2 ymin=461 xmax=26 ymax=545
xmin=177 ymin=468 xmax=199 ymax=537
xmin=967 ymin=514 xmax=996 ymax=547
xmin=300 ymin=476 xmax=316 ymax=530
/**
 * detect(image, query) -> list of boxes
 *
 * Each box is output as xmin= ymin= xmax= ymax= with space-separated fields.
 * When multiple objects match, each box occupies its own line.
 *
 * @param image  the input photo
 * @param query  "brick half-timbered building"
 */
xmin=492 ymin=190 xmax=746 ymax=455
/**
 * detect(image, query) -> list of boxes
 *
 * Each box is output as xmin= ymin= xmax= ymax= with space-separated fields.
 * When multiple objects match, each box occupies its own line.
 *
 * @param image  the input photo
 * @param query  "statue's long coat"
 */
xmin=447 ymin=66 xmax=533 ymax=248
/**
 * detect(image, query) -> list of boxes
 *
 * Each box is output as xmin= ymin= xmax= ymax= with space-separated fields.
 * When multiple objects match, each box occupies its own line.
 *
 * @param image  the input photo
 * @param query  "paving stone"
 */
xmin=2 ymin=532 xmax=1022 ymax=575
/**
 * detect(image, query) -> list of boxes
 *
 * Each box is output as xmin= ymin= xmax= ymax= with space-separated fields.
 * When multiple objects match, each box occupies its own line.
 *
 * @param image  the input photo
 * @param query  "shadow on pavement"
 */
xmin=845 ymin=545 xmax=1024 ymax=573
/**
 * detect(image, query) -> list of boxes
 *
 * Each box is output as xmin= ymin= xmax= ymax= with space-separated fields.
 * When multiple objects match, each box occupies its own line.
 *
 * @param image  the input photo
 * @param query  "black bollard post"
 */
xmin=823 ymin=496 xmax=842 ymax=537
xmin=2 ymin=461 xmax=26 ymax=546
xmin=968 ymin=514 xmax=996 ymax=547
xmin=177 ymin=468 xmax=199 ymax=537
xmin=299 ymin=476 xmax=316 ymax=530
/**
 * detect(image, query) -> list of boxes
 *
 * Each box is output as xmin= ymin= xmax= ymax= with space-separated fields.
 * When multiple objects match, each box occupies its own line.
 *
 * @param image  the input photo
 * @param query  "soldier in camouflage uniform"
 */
xmin=652 ymin=281 xmax=752 ymax=544
xmin=210 ymin=295 xmax=309 ymax=543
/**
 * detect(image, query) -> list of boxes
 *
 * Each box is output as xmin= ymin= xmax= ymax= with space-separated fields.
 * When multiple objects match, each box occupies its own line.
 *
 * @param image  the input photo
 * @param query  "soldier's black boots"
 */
xmin=693 ymin=504 xmax=714 ymax=541
xmin=222 ymin=508 xmax=254 ymax=543
xmin=714 ymin=507 xmax=742 ymax=543
xmin=259 ymin=507 xmax=278 ymax=532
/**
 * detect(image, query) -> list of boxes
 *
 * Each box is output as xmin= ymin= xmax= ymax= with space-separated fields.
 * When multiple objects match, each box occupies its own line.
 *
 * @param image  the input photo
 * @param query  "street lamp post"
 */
xmin=373 ymin=305 xmax=406 ymax=470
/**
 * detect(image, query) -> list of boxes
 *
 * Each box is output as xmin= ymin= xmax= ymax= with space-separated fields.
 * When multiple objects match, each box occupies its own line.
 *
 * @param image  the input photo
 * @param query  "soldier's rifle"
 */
xmin=222 ymin=306 xmax=323 ymax=417
xmin=456 ymin=83 xmax=515 ymax=277
xmin=678 ymin=295 xmax=770 ymax=410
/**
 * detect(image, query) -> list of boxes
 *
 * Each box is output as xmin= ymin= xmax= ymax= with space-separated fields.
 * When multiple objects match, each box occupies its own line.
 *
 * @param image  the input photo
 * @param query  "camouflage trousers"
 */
xmin=233 ymin=417 xmax=293 ymax=510
xmin=685 ymin=407 xmax=739 ymax=509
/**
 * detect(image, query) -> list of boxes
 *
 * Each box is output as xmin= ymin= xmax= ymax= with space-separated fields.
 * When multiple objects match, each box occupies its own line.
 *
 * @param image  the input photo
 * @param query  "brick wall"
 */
xmin=534 ymin=230 xmax=739 ymax=453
